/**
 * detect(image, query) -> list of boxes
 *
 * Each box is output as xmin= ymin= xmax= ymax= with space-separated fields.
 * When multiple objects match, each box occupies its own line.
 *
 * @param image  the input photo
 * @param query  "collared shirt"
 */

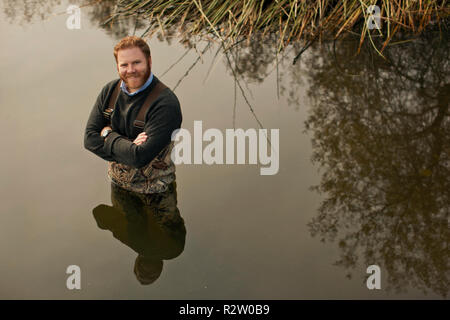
xmin=120 ymin=72 xmax=154 ymax=96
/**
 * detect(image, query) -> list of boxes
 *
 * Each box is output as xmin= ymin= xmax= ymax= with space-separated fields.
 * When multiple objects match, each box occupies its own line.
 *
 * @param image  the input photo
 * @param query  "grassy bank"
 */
xmin=105 ymin=0 xmax=449 ymax=53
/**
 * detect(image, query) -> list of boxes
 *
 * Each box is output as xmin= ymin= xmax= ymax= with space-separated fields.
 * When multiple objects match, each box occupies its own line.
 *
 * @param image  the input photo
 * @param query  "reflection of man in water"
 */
xmin=84 ymin=36 xmax=182 ymax=194
xmin=93 ymin=182 xmax=186 ymax=285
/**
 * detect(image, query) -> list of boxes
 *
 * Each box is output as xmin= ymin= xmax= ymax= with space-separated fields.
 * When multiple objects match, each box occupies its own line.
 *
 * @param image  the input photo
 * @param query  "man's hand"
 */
xmin=133 ymin=132 xmax=147 ymax=145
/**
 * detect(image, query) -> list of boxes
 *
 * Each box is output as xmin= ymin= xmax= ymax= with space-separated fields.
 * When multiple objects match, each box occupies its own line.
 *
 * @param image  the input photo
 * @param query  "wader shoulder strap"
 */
xmin=133 ymin=80 xmax=168 ymax=130
xmin=102 ymin=79 xmax=168 ymax=129
xmin=103 ymin=80 xmax=121 ymax=121
xmin=136 ymin=80 xmax=169 ymax=167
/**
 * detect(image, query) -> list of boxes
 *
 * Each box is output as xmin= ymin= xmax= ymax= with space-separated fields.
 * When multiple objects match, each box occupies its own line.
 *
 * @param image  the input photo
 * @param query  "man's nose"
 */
xmin=127 ymin=65 xmax=135 ymax=73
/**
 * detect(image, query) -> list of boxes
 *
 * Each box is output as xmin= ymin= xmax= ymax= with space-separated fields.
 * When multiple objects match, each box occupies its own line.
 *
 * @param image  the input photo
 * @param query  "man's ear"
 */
xmin=148 ymin=56 xmax=152 ymax=69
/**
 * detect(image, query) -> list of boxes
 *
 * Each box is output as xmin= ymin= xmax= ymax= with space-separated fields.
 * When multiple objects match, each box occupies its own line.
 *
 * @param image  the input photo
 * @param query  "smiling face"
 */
xmin=116 ymin=47 xmax=152 ymax=93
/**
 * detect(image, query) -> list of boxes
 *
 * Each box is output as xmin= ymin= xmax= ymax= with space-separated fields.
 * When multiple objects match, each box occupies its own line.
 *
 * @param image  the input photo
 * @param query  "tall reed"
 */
xmin=104 ymin=0 xmax=449 ymax=54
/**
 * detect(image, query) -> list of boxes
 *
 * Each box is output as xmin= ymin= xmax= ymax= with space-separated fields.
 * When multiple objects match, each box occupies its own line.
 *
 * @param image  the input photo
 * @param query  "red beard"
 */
xmin=120 ymin=60 xmax=151 ymax=92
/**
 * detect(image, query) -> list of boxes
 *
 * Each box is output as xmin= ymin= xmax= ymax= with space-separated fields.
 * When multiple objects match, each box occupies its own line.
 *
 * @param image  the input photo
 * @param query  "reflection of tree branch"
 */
xmin=332 ymin=38 xmax=362 ymax=77
xmin=223 ymin=47 xmax=265 ymax=131
xmin=203 ymin=46 xmax=222 ymax=84
xmin=305 ymin=30 xmax=449 ymax=297
xmin=293 ymin=31 xmax=321 ymax=65
xmin=161 ymin=47 xmax=191 ymax=78
xmin=172 ymin=43 xmax=211 ymax=92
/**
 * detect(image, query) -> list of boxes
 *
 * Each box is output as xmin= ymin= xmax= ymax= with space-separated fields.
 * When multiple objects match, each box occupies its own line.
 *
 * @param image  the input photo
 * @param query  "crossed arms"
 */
xmin=83 ymin=86 xmax=182 ymax=168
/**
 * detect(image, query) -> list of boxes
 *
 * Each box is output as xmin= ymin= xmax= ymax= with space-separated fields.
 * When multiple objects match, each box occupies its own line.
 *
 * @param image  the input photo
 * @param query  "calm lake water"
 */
xmin=0 ymin=0 xmax=448 ymax=299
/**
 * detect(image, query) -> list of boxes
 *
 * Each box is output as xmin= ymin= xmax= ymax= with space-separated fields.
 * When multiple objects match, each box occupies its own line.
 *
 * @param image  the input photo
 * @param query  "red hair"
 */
xmin=113 ymin=36 xmax=151 ymax=62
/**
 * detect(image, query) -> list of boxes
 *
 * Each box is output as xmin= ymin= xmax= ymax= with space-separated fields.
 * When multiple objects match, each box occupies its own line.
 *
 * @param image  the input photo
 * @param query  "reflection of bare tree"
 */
xmin=2 ymin=0 xmax=62 ymax=24
xmin=1 ymin=0 xmax=144 ymax=39
xmin=304 ymin=30 xmax=449 ymax=297
xmin=226 ymin=34 xmax=278 ymax=83
xmin=86 ymin=0 xmax=148 ymax=39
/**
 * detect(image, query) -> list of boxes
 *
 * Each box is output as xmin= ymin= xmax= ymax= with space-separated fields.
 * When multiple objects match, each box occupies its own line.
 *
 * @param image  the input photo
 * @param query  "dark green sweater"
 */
xmin=84 ymin=76 xmax=182 ymax=168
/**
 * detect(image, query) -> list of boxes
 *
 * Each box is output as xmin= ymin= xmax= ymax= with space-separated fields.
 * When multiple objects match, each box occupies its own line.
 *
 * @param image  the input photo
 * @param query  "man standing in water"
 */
xmin=84 ymin=36 xmax=182 ymax=194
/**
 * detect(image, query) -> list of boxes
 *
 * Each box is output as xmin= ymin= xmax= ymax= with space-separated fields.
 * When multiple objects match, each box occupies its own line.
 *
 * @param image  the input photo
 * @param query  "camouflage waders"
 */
xmin=107 ymin=142 xmax=176 ymax=194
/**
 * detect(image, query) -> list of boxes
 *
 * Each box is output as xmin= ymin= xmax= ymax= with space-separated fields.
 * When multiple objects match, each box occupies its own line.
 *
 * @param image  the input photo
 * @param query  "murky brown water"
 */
xmin=0 ymin=0 xmax=448 ymax=299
